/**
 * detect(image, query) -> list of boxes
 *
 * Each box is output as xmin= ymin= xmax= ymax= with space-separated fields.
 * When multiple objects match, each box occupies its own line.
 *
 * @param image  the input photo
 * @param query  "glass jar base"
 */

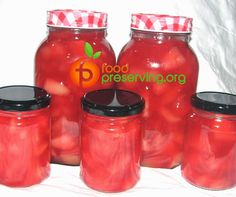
xmin=81 ymin=176 xmax=139 ymax=193
xmin=181 ymin=172 xmax=236 ymax=191
xmin=51 ymin=155 xmax=80 ymax=166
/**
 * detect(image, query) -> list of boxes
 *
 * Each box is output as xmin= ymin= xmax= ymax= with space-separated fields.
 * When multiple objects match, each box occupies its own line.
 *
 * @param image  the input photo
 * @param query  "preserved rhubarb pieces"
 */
xmin=182 ymin=92 xmax=236 ymax=190
xmin=0 ymin=86 xmax=51 ymax=187
xmin=117 ymin=14 xmax=199 ymax=168
xmin=80 ymin=89 xmax=144 ymax=192
xmin=35 ymin=10 xmax=115 ymax=165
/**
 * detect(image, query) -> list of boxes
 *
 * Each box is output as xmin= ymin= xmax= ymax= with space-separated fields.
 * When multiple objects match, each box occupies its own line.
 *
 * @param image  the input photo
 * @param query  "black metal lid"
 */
xmin=81 ymin=89 xmax=145 ymax=117
xmin=0 ymin=85 xmax=51 ymax=112
xmin=192 ymin=91 xmax=236 ymax=115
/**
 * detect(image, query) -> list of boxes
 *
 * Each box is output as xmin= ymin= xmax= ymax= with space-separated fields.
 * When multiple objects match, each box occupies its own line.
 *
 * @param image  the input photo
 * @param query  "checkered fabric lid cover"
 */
xmin=131 ymin=14 xmax=192 ymax=33
xmin=47 ymin=9 xmax=107 ymax=28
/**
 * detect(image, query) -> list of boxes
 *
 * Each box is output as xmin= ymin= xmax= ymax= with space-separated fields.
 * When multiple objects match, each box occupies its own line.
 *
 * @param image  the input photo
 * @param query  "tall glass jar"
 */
xmin=117 ymin=14 xmax=199 ymax=168
xmin=182 ymin=92 xmax=236 ymax=190
xmin=35 ymin=10 xmax=116 ymax=165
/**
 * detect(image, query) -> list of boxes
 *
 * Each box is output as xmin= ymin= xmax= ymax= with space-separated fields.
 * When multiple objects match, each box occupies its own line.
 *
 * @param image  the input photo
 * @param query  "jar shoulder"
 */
xmin=35 ymin=36 xmax=115 ymax=63
xmin=118 ymin=38 xmax=199 ymax=71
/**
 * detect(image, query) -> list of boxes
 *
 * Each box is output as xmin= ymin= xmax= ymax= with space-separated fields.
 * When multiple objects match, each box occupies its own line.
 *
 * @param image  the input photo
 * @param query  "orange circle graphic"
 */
xmin=70 ymin=58 xmax=100 ymax=88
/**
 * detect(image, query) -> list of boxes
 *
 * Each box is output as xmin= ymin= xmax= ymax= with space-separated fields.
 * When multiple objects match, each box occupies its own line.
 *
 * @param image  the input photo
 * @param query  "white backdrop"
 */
xmin=0 ymin=0 xmax=236 ymax=93
xmin=0 ymin=0 xmax=236 ymax=196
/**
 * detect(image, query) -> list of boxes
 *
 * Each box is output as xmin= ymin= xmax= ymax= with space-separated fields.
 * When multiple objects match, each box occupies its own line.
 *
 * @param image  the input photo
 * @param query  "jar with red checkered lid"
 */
xmin=117 ymin=14 xmax=199 ymax=168
xmin=35 ymin=9 xmax=115 ymax=166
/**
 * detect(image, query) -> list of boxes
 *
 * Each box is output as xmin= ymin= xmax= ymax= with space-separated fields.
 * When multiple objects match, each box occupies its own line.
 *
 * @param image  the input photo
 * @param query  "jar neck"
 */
xmin=130 ymin=29 xmax=191 ymax=42
xmin=84 ymin=112 xmax=141 ymax=123
xmin=193 ymin=107 xmax=236 ymax=121
xmin=0 ymin=107 xmax=49 ymax=118
xmin=47 ymin=26 xmax=107 ymax=40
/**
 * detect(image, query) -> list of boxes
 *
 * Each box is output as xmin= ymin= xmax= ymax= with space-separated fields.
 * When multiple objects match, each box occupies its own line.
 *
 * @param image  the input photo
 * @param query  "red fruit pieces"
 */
xmin=39 ymin=42 xmax=66 ymax=62
xmin=44 ymin=78 xmax=70 ymax=96
xmin=182 ymin=112 xmax=236 ymax=190
xmin=142 ymin=121 xmax=184 ymax=168
xmin=159 ymin=107 xmax=182 ymax=123
xmin=52 ymin=133 xmax=78 ymax=151
xmin=55 ymin=154 xmax=80 ymax=165
xmin=142 ymin=128 xmax=168 ymax=153
xmin=152 ymin=82 xmax=169 ymax=96
xmin=159 ymin=95 xmax=191 ymax=124
xmin=81 ymin=114 xmax=141 ymax=192
xmin=68 ymin=40 xmax=86 ymax=58
xmin=182 ymin=152 xmax=236 ymax=190
xmin=0 ymin=109 xmax=50 ymax=187
xmin=35 ymin=28 xmax=116 ymax=166
xmin=115 ymin=32 xmax=197 ymax=165
xmin=162 ymin=46 xmax=186 ymax=71
xmin=208 ymin=131 xmax=236 ymax=157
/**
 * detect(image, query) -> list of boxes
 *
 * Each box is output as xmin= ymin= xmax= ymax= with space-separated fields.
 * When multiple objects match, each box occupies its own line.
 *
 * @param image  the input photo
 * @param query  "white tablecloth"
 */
xmin=0 ymin=164 xmax=235 ymax=197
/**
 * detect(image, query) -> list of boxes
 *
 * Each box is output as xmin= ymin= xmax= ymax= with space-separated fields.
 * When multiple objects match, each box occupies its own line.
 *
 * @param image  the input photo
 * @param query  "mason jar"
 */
xmin=182 ymin=92 xmax=236 ymax=190
xmin=35 ymin=9 xmax=116 ymax=165
xmin=0 ymin=85 xmax=51 ymax=187
xmin=80 ymin=89 xmax=144 ymax=192
xmin=117 ymin=14 xmax=199 ymax=168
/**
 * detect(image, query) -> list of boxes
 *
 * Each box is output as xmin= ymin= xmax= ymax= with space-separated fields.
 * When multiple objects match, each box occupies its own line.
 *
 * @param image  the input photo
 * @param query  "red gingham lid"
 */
xmin=131 ymin=14 xmax=192 ymax=33
xmin=47 ymin=9 xmax=107 ymax=29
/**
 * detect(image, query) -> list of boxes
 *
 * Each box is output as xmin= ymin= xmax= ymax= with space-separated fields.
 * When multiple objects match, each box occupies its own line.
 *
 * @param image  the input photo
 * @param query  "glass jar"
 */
xmin=182 ymin=92 xmax=236 ymax=190
xmin=35 ymin=10 xmax=116 ymax=165
xmin=117 ymin=14 xmax=199 ymax=168
xmin=0 ymin=85 xmax=51 ymax=187
xmin=80 ymin=89 xmax=144 ymax=192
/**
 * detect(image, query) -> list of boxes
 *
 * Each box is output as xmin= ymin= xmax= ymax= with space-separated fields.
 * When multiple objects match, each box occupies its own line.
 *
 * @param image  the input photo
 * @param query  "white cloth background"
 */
xmin=0 ymin=165 xmax=235 ymax=197
xmin=0 ymin=0 xmax=236 ymax=196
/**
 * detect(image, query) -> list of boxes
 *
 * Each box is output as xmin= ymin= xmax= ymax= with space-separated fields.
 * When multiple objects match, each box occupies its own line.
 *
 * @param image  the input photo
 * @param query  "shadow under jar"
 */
xmin=182 ymin=92 xmax=236 ymax=190
xmin=35 ymin=9 xmax=116 ymax=165
xmin=80 ymin=89 xmax=144 ymax=192
xmin=117 ymin=14 xmax=199 ymax=168
xmin=0 ymin=85 xmax=51 ymax=187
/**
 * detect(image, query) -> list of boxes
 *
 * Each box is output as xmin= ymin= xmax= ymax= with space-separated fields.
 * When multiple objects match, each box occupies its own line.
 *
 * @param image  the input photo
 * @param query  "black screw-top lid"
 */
xmin=0 ymin=85 xmax=51 ymax=112
xmin=81 ymin=89 xmax=145 ymax=117
xmin=192 ymin=92 xmax=236 ymax=115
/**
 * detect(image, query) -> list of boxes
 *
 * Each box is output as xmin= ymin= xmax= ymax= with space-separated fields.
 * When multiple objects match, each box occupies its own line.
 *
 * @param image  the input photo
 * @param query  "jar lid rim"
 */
xmin=81 ymin=89 xmax=145 ymax=117
xmin=0 ymin=85 xmax=51 ymax=112
xmin=192 ymin=91 xmax=236 ymax=115
xmin=131 ymin=27 xmax=192 ymax=33
xmin=131 ymin=13 xmax=192 ymax=33
xmin=47 ymin=9 xmax=108 ymax=29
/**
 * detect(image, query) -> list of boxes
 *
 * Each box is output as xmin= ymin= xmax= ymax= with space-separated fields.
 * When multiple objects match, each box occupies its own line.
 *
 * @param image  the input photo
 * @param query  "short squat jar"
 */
xmin=0 ymin=86 xmax=51 ymax=187
xmin=80 ymin=89 xmax=144 ymax=192
xmin=182 ymin=92 xmax=236 ymax=190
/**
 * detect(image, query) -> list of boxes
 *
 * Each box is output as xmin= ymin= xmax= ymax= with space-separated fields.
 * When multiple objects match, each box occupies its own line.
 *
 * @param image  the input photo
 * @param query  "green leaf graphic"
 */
xmin=84 ymin=42 xmax=93 ymax=57
xmin=93 ymin=51 xmax=101 ymax=59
